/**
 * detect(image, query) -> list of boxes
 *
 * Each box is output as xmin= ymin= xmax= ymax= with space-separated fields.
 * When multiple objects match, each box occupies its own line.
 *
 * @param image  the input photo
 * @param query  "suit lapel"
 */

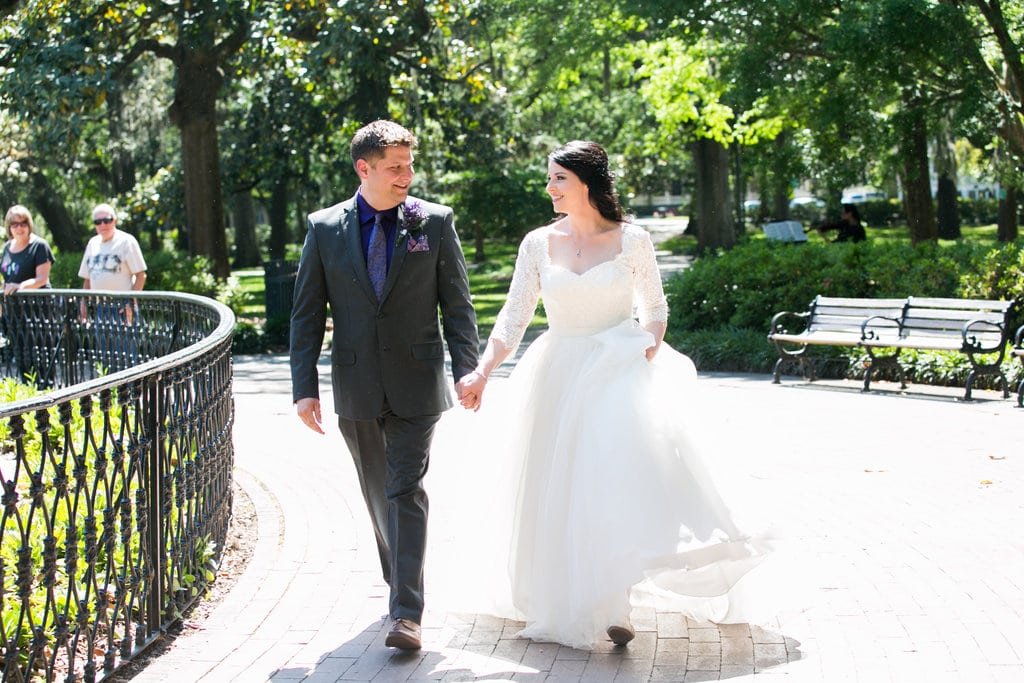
xmin=339 ymin=200 xmax=378 ymax=303
xmin=380 ymin=205 xmax=411 ymax=301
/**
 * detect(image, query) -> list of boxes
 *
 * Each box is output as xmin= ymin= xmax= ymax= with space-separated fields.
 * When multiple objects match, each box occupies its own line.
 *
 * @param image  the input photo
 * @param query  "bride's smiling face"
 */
xmin=546 ymin=161 xmax=588 ymax=214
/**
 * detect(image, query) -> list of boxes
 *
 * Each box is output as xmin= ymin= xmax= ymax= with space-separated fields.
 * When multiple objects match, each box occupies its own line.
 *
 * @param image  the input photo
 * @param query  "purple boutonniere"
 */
xmin=396 ymin=200 xmax=429 ymax=252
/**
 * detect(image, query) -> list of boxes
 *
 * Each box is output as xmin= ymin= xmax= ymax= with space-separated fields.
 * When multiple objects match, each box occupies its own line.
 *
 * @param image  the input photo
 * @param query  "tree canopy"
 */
xmin=2 ymin=0 xmax=1023 ymax=272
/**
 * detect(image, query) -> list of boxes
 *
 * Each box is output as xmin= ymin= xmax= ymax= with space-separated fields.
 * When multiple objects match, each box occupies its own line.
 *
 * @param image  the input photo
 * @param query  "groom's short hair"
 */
xmin=350 ymin=120 xmax=418 ymax=168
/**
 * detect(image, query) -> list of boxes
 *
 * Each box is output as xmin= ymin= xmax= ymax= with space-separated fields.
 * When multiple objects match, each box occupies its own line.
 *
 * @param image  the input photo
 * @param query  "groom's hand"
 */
xmin=296 ymin=397 xmax=325 ymax=434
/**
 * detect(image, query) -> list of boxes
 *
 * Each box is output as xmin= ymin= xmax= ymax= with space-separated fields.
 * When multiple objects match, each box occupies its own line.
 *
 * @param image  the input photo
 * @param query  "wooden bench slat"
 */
xmin=863 ymin=336 xmax=961 ymax=350
xmin=771 ymin=332 xmax=866 ymax=345
xmin=904 ymin=310 xmax=1006 ymax=323
xmin=810 ymin=313 xmax=897 ymax=326
xmin=902 ymin=329 xmax=1003 ymax=340
xmin=815 ymin=296 xmax=906 ymax=307
xmin=907 ymin=296 xmax=1012 ymax=312
xmin=905 ymin=319 xmax=999 ymax=331
xmin=813 ymin=308 xmax=903 ymax=319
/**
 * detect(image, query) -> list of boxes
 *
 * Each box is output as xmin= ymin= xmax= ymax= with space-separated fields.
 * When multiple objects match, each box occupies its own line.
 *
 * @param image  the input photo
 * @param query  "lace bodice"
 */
xmin=490 ymin=223 xmax=668 ymax=352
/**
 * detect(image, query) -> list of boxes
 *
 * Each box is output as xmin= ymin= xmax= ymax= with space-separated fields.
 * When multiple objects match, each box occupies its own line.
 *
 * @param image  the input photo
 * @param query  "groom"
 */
xmin=290 ymin=120 xmax=481 ymax=649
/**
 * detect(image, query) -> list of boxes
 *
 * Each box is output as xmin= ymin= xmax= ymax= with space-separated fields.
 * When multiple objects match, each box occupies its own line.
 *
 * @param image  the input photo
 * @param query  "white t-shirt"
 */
xmin=78 ymin=229 xmax=147 ymax=291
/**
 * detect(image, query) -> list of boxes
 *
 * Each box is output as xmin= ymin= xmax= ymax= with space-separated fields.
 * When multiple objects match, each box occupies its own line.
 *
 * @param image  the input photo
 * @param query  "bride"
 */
xmin=454 ymin=140 xmax=773 ymax=650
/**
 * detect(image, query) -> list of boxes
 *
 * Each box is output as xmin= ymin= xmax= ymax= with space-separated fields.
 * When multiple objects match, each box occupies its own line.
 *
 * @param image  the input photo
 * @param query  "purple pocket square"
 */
xmin=406 ymin=234 xmax=430 ymax=252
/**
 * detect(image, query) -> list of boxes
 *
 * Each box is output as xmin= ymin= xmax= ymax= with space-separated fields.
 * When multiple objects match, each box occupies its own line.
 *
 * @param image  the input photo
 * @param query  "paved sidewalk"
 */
xmin=124 ymin=351 xmax=1023 ymax=683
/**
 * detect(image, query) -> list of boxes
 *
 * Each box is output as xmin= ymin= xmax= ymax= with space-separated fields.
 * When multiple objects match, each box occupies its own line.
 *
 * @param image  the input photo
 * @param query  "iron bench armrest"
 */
xmin=960 ymin=318 xmax=1006 ymax=354
xmin=769 ymin=310 xmax=810 ymax=336
xmin=860 ymin=315 xmax=901 ymax=342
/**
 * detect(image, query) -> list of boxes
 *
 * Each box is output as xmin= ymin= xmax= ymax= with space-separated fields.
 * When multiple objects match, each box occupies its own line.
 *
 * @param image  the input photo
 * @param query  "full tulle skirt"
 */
xmin=430 ymin=321 xmax=776 ymax=650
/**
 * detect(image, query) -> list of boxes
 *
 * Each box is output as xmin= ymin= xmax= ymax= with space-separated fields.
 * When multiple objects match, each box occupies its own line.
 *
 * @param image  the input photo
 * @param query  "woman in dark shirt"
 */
xmin=1 ymin=205 xmax=57 ymax=386
xmin=2 ymin=205 xmax=55 ymax=294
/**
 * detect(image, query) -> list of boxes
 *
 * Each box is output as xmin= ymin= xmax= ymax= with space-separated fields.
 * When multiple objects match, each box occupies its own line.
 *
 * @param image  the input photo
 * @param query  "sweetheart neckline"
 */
xmin=546 ymin=251 xmax=625 ymax=277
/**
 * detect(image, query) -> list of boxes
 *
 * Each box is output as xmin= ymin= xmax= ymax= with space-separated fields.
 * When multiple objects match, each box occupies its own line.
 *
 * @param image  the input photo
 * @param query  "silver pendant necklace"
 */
xmin=570 ymin=234 xmax=583 ymax=257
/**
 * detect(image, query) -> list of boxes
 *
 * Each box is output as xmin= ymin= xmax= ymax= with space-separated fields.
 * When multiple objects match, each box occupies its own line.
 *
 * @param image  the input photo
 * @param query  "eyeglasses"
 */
xmin=93 ymin=217 xmax=115 ymax=225
xmin=8 ymin=221 xmax=29 ymax=228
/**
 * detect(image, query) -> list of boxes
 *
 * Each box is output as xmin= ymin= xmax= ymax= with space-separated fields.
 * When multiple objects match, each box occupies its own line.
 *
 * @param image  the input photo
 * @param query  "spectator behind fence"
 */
xmin=79 ymin=203 xmax=147 ymax=292
xmin=1 ymin=205 xmax=57 ymax=385
xmin=78 ymin=204 xmax=148 ymax=366
xmin=815 ymin=203 xmax=866 ymax=243
xmin=2 ymin=205 xmax=54 ymax=295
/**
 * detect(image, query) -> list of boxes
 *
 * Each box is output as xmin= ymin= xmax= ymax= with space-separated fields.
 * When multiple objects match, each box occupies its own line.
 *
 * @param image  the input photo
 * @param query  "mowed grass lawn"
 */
xmin=232 ymin=269 xmax=268 ymax=318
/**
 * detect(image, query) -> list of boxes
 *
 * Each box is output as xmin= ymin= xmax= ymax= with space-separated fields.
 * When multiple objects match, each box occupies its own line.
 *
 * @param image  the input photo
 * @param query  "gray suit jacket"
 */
xmin=289 ymin=194 xmax=479 ymax=420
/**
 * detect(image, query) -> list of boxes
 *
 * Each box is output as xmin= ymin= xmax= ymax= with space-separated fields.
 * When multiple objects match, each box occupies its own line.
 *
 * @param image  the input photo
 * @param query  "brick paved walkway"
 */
xmin=123 ymin=350 xmax=1023 ymax=683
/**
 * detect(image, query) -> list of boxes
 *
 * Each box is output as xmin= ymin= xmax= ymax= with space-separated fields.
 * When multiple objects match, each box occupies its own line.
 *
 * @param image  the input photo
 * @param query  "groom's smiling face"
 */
xmin=358 ymin=145 xmax=415 ymax=211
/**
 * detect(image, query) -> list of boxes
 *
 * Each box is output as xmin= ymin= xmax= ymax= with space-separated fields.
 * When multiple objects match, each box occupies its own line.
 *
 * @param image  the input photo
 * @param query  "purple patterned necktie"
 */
xmin=368 ymin=212 xmax=387 ymax=300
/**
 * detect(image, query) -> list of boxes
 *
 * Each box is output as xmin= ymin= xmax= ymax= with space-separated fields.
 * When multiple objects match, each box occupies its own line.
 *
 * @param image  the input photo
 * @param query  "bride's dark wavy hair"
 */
xmin=548 ymin=140 xmax=624 ymax=223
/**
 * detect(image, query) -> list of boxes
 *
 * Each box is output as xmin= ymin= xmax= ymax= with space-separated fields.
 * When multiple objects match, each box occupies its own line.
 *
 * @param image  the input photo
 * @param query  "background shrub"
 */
xmin=261 ymin=316 xmax=291 ymax=351
xmin=231 ymin=321 xmax=264 ymax=354
xmin=663 ymin=238 xmax=1024 ymax=388
xmin=664 ymin=240 xmax=995 ymax=335
xmin=958 ymin=240 xmax=1024 ymax=306
xmin=667 ymin=326 xmax=778 ymax=373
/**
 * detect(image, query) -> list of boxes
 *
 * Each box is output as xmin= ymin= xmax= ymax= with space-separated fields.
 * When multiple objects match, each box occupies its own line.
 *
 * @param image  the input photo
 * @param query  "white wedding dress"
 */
xmin=433 ymin=224 xmax=774 ymax=650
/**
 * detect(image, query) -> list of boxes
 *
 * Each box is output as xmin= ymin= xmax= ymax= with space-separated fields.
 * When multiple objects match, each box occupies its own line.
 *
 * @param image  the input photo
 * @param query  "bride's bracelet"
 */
xmin=467 ymin=369 xmax=488 ymax=382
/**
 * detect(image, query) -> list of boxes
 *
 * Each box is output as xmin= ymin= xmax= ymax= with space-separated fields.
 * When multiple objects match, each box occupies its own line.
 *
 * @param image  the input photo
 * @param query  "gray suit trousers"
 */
xmin=337 ymin=407 xmax=441 ymax=623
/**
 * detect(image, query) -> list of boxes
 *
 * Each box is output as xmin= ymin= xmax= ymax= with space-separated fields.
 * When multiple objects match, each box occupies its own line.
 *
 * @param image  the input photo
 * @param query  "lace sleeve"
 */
xmin=628 ymin=226 xmax=669 ymax=326
xmin=490 ymin=229 xmax=544 ymax=353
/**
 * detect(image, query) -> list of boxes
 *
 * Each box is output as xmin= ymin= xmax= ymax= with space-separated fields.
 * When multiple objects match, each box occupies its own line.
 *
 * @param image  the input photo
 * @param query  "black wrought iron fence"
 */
xmin=0 ymin=289 xmax=235 ymax=683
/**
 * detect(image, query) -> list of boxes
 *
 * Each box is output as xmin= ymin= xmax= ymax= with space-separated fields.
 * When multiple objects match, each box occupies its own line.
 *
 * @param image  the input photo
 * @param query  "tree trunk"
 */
xmin=352 ymin=50 xmax=392 ymax=124
xmin=732 ymin=142 xmax=745 ymax=237
xmin=232 ymin=189 xmax=262 ymax=267
xmin=770 ymin=133 xmax=790 ymax=222
xmin=693 ymin=137 xmax=735 ymax=252
xmin=107 ymin=89 xmax=137 ymax=197
xmin=29 ymin=171 xmax=82 ymax=253
xmin=268 ymin=178 xmax=290 ymax=261
xmin=473 ymin=224 xmax=486 ymax=263
xmin=997 ymin=186 xmax=1019 ymax=243
xmin=685 ymin=193 xmax=698 ymax=236
xmin=935 ymin=173 xmax=961 ymax=240
xmin=898 ymin=109 xmax=937 ymax=244
xmin=168 ymin=53 xmax=230 ymax=278
xmin=934 ymin=128 xmax=961 ymax=240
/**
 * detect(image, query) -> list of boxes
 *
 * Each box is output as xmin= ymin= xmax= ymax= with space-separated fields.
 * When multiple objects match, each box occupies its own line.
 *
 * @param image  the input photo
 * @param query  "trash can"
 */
xmin=263 ymin=259 xmax=298 ymax=322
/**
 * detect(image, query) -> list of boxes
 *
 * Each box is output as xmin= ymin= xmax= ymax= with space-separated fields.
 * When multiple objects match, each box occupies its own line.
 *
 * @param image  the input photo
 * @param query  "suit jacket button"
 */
xmin=382 ymin=346 xmax=391 ymax=351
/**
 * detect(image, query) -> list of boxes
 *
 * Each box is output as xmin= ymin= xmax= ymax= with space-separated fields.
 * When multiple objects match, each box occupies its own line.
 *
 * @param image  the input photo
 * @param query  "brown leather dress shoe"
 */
xmin=385 ymin=618 xmax=422 ymax=649
xmin=607 ymin=624 xmax=635 ymax=646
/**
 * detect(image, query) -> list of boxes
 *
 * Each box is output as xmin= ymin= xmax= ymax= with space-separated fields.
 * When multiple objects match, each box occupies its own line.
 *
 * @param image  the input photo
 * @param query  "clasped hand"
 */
xmin=456 ymin=371 xmax=487 ymax=412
